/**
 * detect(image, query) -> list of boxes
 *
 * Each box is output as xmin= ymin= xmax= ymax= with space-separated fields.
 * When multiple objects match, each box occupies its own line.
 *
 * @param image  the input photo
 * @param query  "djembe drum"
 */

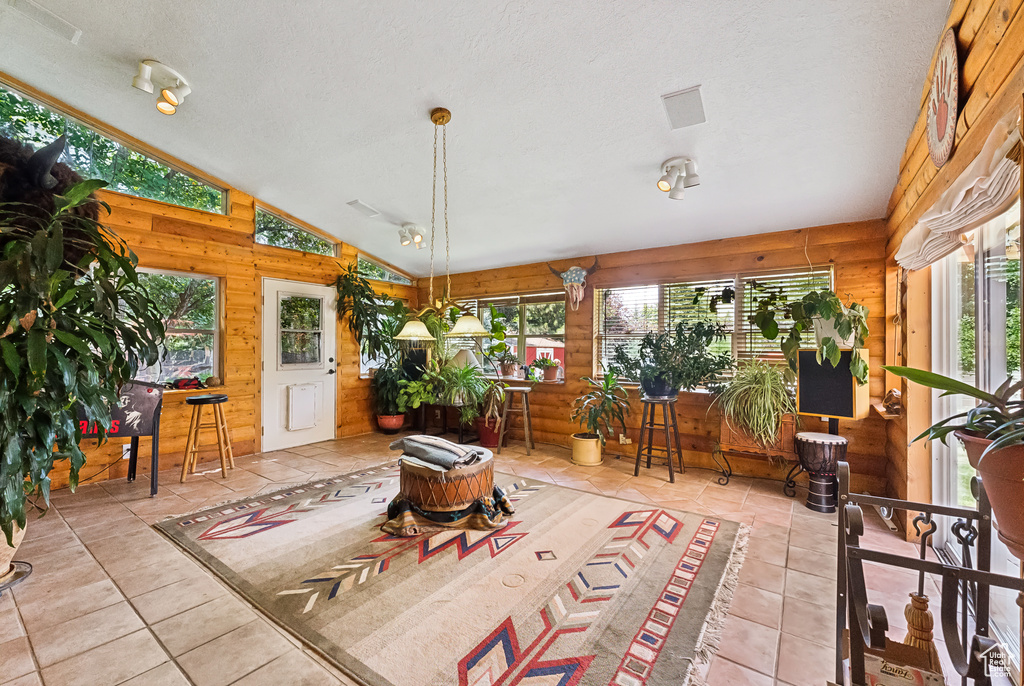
xmin=400 ymin=453 xmax=494 ymax=512
xmin=794 ymin=431 xmax=848 ymax=513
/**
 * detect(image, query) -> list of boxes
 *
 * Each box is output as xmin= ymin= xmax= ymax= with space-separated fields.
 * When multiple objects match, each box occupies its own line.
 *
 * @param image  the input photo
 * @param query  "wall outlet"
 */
xmin=619 ymin=434 xmax=632 ymax=445
xmin=121 ymin=444 xmax=131 ymax=460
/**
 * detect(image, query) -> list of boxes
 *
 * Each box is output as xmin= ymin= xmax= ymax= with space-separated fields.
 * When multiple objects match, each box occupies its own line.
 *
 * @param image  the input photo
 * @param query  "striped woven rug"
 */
xmin=156 ymin=462 xmax=747 ymax=686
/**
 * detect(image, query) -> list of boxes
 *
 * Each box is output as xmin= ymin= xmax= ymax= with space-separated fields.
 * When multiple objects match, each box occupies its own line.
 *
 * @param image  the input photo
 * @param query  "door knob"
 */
xmin=329 ymin=357 xmax=335 ymax=363
xmin=327 ymin=369 xmax=336 ymax=375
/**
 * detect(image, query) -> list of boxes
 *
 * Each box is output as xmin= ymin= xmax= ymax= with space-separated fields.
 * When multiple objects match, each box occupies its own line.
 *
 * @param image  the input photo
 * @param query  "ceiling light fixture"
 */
xmin=130 ymin=60 xmax=191 ymax=116
xmin=658 ymin=157 xmax=700 ymax=200
xmin=395 ymin=107 xmax=488 ymax=341
xmin=398 ymin=227 xmax=412 ymax=246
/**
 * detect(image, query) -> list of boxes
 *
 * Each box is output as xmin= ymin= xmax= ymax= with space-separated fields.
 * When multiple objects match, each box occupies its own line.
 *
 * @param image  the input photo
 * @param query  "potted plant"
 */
xmin=371 ymin=365 xmax=406 ymax=433
xmin=436 ymin=363 xmax=489 ymax=425
xmin=714 ymin=360 xmax=797 ymax=464
xmin=884 ymin=365 xmax=1024 ymax=560
xmin=570 ymin=372 xmax=631 ymax=466
xmin=750 ymin=285 xmax=870 ymax=385
xmin=476 ymin=382 xmax=506 ymax=448
xmin=494 ymin=350 xmax=519 ymax=377
xmin=0 ymin=162 xmax=164 ymax=567
xmin=611 ymin=321 xmax=733 ymax=398
xmin=483 ymin=304 xmax=518 ymax=376
xmin=532 ymin=356 xmax=561 ymax=381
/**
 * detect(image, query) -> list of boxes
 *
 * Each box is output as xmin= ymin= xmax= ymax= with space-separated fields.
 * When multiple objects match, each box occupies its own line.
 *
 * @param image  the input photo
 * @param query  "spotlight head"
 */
xmin=682 ymin=159 xmax=700 ymax=188
xmin=412 ymin=230 xmax=424 ymax=244
xmin=668 ymin=174 xmax=686 ymax=200
xmin=156 ymin=98 xmax=176 ymax=115
xmin=399 ymin=228 xmax=411 ymax=246
xmin=161 ymin=82 xmax=191 ymax=106
xmin=131 ymin=62 xmax=154 ymax=93
xmin=657 ymin=168 xmax=677 ymax=192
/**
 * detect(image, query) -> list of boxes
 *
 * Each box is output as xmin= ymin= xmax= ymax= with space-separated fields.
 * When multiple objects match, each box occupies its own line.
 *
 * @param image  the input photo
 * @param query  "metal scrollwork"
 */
xmin=782 ymin=463 xmax=803 ymax=498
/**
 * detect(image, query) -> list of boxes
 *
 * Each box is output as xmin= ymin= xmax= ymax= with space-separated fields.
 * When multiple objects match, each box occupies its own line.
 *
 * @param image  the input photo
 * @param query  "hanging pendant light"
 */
xmin=394 ymin=107 xmax=489 ymax=340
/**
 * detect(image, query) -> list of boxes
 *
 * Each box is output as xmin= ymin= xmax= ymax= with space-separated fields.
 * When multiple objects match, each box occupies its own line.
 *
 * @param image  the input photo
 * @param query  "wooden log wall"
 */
xmin=50 ymin=190 xmax=416 ymax=490
xmin=428 ymin=220 xmax=890 ymax=495
xmin=884 ymin=0 xmax=1024 ymax=522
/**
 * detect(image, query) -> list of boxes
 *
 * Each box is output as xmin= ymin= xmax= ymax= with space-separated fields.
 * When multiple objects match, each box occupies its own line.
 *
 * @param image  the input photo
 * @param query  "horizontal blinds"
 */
xmin=595 ymin=267 xmax=832 ymax=373
xmin=736 ymin=268 xmax=833 ymax=362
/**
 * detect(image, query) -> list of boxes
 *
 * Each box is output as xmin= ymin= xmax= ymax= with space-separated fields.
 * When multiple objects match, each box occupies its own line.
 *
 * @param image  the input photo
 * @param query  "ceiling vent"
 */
xmin=661 ymin=86 xmax=706 ymax=130
xmin=346 ymin=199 xmax=380 ymax=218
xmin=7 ymin=0 xmax=82 ymax=44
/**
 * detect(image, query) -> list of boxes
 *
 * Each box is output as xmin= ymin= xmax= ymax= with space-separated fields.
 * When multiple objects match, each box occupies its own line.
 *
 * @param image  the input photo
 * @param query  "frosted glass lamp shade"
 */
xmin=446 ymin=314 xmax=489 ymax=337
xmin=394 ymin=318 xmax=432 ymax=340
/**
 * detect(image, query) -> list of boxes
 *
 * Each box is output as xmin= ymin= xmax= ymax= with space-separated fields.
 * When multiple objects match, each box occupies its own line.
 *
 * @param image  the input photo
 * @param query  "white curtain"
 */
xmin=896 ymin=110 xmax=1022 ymax=271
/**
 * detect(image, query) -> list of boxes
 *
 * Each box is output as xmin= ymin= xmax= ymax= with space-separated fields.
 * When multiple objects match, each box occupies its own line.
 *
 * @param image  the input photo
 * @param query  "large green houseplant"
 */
xmin=884 ymin=365 xmax=1024 ymax=560
xmin=0 ymin=170 xmax=164 ymax=556
xmin=714 ymin=360 xmax=796 ymax=463
xmin=750 ymin=286 xmax=870 ymax=385
xmin=611 ymin=321 xmax=732 ymax=397
xmin=570 ymin=371 xmax=631 ymax=466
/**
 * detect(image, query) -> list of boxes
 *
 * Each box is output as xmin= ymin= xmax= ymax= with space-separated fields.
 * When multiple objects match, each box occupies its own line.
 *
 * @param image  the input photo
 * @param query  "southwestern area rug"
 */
xmin=156 ymin=462 xmax=748 ymax=686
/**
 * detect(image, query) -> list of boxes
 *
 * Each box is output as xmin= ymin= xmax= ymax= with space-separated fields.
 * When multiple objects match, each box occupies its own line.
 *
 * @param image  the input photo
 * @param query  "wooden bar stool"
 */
xmin=496 ymin=386 xmax=535 ymax=456
xmin=180 ymin=394 xmax=234 ymax=482
xmin=633 ymin=396 xmax=685 ymax=483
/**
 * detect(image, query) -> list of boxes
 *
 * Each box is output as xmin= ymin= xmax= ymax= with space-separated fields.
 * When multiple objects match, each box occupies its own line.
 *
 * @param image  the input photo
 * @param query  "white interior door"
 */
xmin=262 ymin=278 xmax=337 ymax=451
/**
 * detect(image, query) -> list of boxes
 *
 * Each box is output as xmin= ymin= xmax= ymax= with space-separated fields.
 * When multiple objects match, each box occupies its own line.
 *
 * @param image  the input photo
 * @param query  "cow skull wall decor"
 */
xmin=548 ymin=258 xmax=598 ymax=311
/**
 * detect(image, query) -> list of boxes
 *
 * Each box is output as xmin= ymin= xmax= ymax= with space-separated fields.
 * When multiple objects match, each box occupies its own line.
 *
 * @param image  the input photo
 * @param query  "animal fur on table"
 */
xmin=0 ymin=134 xmax=99 ymax=270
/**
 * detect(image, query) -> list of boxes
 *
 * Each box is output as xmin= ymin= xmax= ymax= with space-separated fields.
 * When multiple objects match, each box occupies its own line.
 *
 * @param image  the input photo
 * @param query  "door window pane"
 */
xmin=280 ymin=296 xmax=322 ymax=366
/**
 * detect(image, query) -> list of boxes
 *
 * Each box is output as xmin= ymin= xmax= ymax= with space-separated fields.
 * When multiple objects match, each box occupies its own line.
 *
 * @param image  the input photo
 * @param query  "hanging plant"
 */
xmin=749 ymin=285 xmax=870 ymax=385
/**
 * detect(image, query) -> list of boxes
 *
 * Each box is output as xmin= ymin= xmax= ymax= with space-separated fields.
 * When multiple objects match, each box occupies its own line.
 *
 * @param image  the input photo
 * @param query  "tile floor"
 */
xmin=0 ymin=433 xmax=981 ymax=685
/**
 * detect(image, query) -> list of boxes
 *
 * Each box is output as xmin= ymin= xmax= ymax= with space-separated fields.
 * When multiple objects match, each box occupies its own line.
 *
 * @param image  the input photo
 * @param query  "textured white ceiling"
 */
xmin=0 ymin=1 xmax=948 ymax=276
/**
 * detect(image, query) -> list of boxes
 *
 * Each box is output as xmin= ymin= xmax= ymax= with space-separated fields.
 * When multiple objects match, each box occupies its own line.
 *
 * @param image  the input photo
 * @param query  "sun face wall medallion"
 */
xmin=926 ymin=28 xmax=959 ymax=168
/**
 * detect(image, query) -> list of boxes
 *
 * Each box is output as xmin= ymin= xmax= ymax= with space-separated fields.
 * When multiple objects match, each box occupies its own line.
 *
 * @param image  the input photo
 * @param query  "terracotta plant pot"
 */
xmin=955 ymin=430 xmax=1024 ymax=561
xmin=0 ymin=522 xmax=25 ymax=583
xmin=376 ymin=414 xmax=405 ymax=434
xmin=500 ymin=362 xmax=519 ymax=377
xmin=543 ymin=366 xmax=559 ymax=381
xmin=571 ymin=433 xmax=603 ymax=466
xmin=477 ymin=417 xmax=500 ymax=448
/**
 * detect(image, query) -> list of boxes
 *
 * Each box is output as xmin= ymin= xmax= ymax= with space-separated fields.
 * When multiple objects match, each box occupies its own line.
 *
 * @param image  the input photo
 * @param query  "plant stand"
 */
xmin=633 ymin=397 xmax=685 ymax=483
xmin=0 ymin=561 xmax=31 ymax=599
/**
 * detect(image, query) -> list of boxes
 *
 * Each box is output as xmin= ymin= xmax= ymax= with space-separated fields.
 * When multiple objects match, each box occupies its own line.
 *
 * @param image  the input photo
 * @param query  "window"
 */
xmin=279 ymin=295 xmax=323 ymax=366
xmin=0 ymin=83 xmax=224 ymax=214
xmin=932 ymin=199 xmax=1020 ymax=666
xmin=255 ymin=208 xmax=335 ymax=256
xmin=475 ymin=295 xmax=566 ymax=366
xmin=135 ymin=271 xmax=219 ymax=383
xmin=357 ymin=256 xmax=412 ymax=285
xmin=594 ymin=268 xmax=833 ymax=375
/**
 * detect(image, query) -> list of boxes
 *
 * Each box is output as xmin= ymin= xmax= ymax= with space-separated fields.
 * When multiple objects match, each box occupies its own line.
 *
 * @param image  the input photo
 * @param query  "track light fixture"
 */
xmin=131 ymin=60 xmax=191 ymax=116
xmin=399 ymin=224 xmax=424 ymax=248
xmin=658 ymin=157 xmax=700 ymax=200
xmin=398 ymin=227 xmax=412 ymax=246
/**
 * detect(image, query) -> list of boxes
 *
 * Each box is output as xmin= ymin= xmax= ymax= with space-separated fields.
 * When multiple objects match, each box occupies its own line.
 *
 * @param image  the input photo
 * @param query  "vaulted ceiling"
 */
xmin=0 ymin=1 xmax=948 ymax=275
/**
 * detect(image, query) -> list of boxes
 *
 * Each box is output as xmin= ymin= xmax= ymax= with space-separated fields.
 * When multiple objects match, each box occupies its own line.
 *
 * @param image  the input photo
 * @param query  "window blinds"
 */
xmin=595 ymin=268 xmax=833 ymax=373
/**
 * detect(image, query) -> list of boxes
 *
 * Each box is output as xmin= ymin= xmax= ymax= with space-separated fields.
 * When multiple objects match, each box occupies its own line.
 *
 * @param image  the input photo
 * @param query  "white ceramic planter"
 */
xmin=571 ymin=433 xmax=603 ymax=466
xmin=812 ymin=315 xmax=856 ymax=347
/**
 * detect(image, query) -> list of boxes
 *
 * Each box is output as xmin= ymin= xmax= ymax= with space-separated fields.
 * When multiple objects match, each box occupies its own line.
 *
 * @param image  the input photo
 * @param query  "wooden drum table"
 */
xmin=400 ymin=456 xmax=494 ymax=513
xmin=794 ymin=431 xmax=848 ymax=513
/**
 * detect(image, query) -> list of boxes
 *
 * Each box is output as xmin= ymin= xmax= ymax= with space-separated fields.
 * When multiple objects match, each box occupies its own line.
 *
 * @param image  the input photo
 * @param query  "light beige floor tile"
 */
xmin=119 ymin=661 xmax=192 ymax=686
xmin=130 ymin=575 xmax=229 ymax=624
xmin=0 ymin=637 xmax=36 ymax=682
xmin=783 ymin=568 xmax=838 ymax=607
xmin=32 ymin=601 xmax=144 ymax=667
xmin=0 ymin=605 xmax=25 ymax=644
xmin=775 ymin=633 xmax=835 ymax=686
xmin=116 ymin=554 xmax=210 ymax=599
xmin=738 ymin=558 xmax=787 ymax=595
xmin=714 ymin=615 xmax=779 ymax=676
xmin=0 ymin=672 xmax=43 ymax=686
xmin=176 ymin=620 xmax=292 ymax=686
xmin=706 ymin=657 xmax=775 ymax=686
xmin=16 ymin=578 xmax=125 ymax=634
xmin=747 ymin=536 xmax=789 ymax=567
xmin=786 ymin=544 xmax=837 ymax=578
xmin=728 ymin=583 xmax=784 ymax=629
xmin=231 ymin=650 xmax=343 ymax=686
xmin=152 ymin=596 xmax=257 ymax=656
xmin=40 ymin=629 xmax=167 ymax=686
xmin=781 ymin=596 xmax=837 ymax=647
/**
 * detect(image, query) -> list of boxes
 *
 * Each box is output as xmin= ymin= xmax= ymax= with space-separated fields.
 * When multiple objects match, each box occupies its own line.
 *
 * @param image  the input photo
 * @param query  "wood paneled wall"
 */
xmin=884 ymin=0 xmax=1024 ymax=517
xmin=427 ymin=220 xmax=889 ymax=495
xmin=51 ymin=190 xmax=415 ymax=490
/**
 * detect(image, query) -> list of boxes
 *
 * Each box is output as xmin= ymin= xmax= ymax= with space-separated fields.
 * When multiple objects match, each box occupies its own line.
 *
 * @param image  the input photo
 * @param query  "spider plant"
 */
xmin=714 ymin=360 xmax=796 ymax=455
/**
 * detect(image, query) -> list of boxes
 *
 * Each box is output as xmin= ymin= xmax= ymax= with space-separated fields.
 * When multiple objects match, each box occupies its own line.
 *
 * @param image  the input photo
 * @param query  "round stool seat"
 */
xmin=504 ymin=386 xmax=532 ymax=393
xmin=185 ymin=394 xmax=228 ymax=406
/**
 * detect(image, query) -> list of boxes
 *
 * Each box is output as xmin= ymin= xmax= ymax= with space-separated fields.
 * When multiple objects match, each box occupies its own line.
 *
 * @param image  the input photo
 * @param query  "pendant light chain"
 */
xmin=443 ymin=123 xmax=450 ymax=302
xmin=429 ymin=122 xmax=438 ymax=306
